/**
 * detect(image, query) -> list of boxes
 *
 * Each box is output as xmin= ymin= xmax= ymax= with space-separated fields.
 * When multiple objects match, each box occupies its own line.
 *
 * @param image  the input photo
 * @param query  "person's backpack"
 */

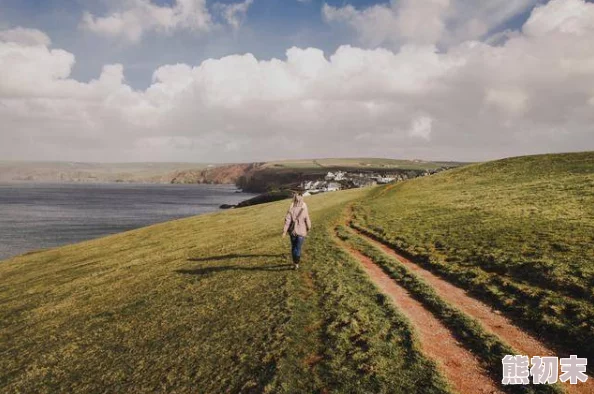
xmin=288 ymin=207 xmax=304 ymax=235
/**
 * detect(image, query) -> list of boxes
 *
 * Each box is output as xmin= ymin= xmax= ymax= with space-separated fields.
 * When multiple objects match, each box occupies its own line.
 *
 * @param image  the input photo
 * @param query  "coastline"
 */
xmin=0 ymin=183 xmax=256 ymax=261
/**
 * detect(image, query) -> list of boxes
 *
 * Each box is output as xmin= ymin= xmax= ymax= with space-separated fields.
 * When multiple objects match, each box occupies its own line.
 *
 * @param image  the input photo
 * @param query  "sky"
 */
xmin=0 ymin=0 xmax=593 ymax=163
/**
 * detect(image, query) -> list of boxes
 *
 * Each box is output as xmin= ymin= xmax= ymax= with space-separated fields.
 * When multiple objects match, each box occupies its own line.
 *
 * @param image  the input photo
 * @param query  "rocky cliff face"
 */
xmin=169 ymin=163 xmax=264 ymax=185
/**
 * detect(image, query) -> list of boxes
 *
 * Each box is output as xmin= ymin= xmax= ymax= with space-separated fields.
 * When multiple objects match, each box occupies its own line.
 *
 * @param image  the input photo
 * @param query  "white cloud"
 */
xmin=523 ymin=0 xmax=594 ymax=36
xmin=2 ymin=0 xmax=594 ymax=162
xmin=81 ymin=0 xmax=255 ymax=42
xmin=485 ymin=88 xmax=528 ymax=115
xmin=0 ymin=42 xmax=76 ymax=98
xmin=323 ymin=0 xmax=537 ymax=48
xmin=215 ymin=0 xmax=254 ymax=30
xmin=397 ymin=0 xmax=450 ymax=45
xmin=408 ymin=116 xmax=433 ymax=140
xmin=322 ymin=2 xmax=401 ymax=47
xmin=81 ymin=0 xmax=213 ymax=43
xmin=0 ymin=27 xmax=52 ymax=46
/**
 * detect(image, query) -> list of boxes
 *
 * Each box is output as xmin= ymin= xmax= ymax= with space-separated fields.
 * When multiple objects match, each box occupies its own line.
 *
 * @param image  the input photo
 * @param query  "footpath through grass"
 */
xmin=1 ymin=188 xmax=449 ymax=393
xmin=337 ymin=224 xmax=562 ymax=394
xmin=353 ymin=152 xmax=594 ymax=360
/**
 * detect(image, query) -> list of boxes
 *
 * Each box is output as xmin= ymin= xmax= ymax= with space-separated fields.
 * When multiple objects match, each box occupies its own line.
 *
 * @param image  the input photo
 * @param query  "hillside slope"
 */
xmin=2 ymin=152 xmax=591 ymax=393
xmin=353 ymin=152 xmax=594 ymax=359
xmin=0 ymin=189 xmax=448 ymax=393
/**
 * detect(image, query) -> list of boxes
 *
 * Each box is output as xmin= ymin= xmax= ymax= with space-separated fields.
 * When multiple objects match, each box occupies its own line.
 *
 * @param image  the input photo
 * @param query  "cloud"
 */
xmin=81 ymin=0 xmax=256 ymax=42
xmin=0 ymin=27 xmax=52 ymax=46
xmin=2 ymin=0 xmax=594 ymax=162
xmin=523 ymin=0 xmax=594 ymax=36
xmin=81 ymin=0 xmax=213 ymax=43
xmin=485 ymin=88 xmax=528 ymax=115
xmin=408 ymin=116 xmax=433 ymax=140
xmin=214 ymin=0 xmax=254 ymax=30
xmin=323 ymin=0 xmax=538 ymax=48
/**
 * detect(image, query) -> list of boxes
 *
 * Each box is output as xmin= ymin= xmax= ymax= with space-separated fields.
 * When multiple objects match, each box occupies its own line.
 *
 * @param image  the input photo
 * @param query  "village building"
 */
xmin=376 ymin=176 xmax=396 ymax=184
xmin=325 ymin=171 xmax=346 ymax=181
xmin=298 ymin=167 xmax=445 ymax=195
xmin=352 ymin=178 xmax=377 ymax=187
xmin=325 ymin=182 xmax=341 ymax=192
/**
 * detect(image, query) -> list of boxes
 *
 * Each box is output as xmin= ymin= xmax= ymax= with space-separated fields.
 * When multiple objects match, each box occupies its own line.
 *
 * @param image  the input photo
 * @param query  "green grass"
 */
xmin=263 ymin=157 xmax=465 ymax=171
xmin=3 ymin=151 xmax=590 ymax=392
xmin=1 ymin=188 xmax=449 ymax=393
xmin=353 ymin=152 xmax=594 ymax=360
xmin=336 ymin=224 xmax=561 ymax=394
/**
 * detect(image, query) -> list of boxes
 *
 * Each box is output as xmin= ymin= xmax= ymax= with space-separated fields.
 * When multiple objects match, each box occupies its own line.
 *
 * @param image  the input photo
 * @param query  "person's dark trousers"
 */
xmin=290 ymin=234 xmax=305 ymax=265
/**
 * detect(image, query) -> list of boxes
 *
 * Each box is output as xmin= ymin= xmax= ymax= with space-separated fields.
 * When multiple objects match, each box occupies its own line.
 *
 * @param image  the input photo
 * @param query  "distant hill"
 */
xmin=0 ymin=158 xmax=467 ymax=192
xmin=231 ymin=158 xmax=467 ymax=192
xmin=0 ymin=161 xmax=213 ymax=183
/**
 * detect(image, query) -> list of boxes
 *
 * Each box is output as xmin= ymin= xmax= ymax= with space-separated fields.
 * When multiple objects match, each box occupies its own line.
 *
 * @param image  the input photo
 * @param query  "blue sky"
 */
xmin=1 ymin=0 xmax=593 ymax=162
xmin=0 ymin=0 xmax=537 ymax=88
xmin=1 ymin=0 xmax=350 ymax=87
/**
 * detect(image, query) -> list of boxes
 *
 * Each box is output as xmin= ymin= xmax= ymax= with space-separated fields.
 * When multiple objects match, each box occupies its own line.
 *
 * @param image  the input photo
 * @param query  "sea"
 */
xmin=0 ymin=183 xmax=256 ymax=261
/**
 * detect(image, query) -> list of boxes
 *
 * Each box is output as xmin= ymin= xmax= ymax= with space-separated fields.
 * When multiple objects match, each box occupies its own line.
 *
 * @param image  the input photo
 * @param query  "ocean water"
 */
xmin=0 ymin=183 xmax=256 ymax=260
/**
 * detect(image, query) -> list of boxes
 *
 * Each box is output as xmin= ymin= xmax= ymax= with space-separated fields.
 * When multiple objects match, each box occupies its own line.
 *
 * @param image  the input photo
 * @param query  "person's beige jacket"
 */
xmin=283 ymin=202 xmax=312 ymax=237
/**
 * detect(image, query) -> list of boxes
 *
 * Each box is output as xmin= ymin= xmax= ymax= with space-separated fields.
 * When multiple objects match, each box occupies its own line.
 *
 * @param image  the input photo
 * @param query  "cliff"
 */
xmin=169 ymin=163 xmax=263 ymax=185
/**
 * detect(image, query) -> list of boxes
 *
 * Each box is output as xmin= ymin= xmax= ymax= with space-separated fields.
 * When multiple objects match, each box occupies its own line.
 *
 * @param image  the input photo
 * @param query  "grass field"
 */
xmin=0 ymin=189 xmax=449 ymax=393
xmin=263 ymin=158 xmax=465 ymax=170
xmin=1 ymin=152 xmax=592 ymax=392
xmin=336 ymin=225 xmax=562 ymax=394
xmin=352 ymin=152 xmax=594 ymax=360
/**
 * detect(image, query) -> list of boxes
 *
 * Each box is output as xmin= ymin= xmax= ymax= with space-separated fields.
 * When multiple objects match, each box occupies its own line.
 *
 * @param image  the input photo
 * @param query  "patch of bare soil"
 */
xmin=336 ymin=236 xmax=503 ymax=394
xmin=354 ymin=228 xmax=593 ymax=394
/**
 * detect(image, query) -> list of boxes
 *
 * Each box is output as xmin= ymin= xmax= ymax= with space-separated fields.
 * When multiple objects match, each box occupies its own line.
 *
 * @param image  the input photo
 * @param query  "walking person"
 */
xmin=282 ymin=192 xmax=312 ymax=270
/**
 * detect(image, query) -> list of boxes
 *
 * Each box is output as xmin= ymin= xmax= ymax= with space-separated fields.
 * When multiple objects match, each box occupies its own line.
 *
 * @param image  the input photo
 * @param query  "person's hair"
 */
xmin=291 ymin=192 xmax=304 ymax=208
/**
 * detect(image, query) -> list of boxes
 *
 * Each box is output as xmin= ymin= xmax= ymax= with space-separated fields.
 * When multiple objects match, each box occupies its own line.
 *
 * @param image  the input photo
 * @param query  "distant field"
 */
xmin=264 ymin=157 xmax=466 ymax=171
xmin=352 ymin=152 xmax=594 ymax=359
xmin=0 ymin=162 xmax=213 ymax=183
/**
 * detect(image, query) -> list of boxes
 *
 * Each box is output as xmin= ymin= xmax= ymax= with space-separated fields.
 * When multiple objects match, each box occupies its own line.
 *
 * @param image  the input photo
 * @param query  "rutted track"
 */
xmin=348 ymin=223 xmax=594 ymax=394
xmin=334 ymin=232 xmax=503 ymax=394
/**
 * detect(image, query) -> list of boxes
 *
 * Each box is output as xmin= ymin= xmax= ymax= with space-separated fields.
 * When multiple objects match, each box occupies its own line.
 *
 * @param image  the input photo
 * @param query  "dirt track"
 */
xmin=349 ymin=226 xmax=594 ymax=394
xmin=336 ymin=235 xmax=503 ymax=394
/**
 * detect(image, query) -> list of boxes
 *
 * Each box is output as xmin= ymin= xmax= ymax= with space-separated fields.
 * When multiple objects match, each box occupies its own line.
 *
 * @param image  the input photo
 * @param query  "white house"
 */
xmin=312 ymin=181 xmax=325 ymax=190
xmin=325 ymin=182 xmax=341 ymax=192
xmin=376 ymin=177 xmax=396 ymax=184
xmin=334 ymin=171 xmax=346 ymax=181
xmin=302 ymin=181 xmax=314 ymax=190
xmin=353 ymin=178 xmax=377 ymax=187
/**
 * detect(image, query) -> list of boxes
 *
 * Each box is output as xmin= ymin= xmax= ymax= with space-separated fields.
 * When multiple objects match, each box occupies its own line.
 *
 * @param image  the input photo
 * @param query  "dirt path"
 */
xmin=335 ymin=235 xmax=503 ymax=394
xmin=353 ymin=227 xmax=594 ymax=394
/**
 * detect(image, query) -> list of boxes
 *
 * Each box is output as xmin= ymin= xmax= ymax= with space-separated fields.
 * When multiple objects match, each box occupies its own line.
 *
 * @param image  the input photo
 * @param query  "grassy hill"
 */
xmin=1 ymin=152 xmax=592 ymax=392
xmin=263 ymin=158 xmax=466 ymax=170
xmin=352 ymin=151 xmax=594 ymax=359
xmin=0 ymin=189 xmax=448 ymax=393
